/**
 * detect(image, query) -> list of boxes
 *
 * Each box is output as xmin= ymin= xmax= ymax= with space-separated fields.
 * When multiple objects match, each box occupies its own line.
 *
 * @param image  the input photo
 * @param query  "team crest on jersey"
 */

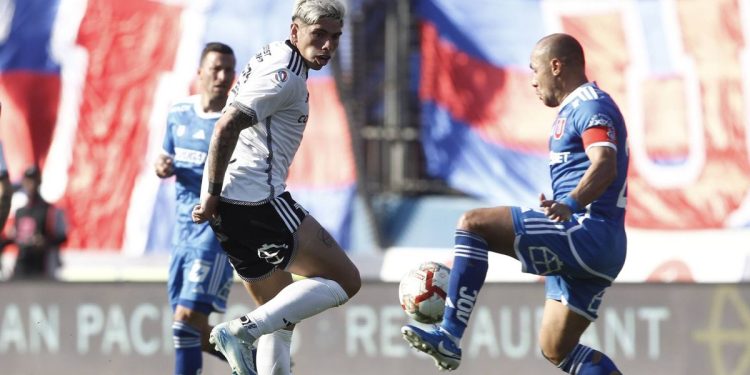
xmin=553 ymin=118 xmax=567 ymax=139
xmin=275 ymin=70 xmax=288 ymax=83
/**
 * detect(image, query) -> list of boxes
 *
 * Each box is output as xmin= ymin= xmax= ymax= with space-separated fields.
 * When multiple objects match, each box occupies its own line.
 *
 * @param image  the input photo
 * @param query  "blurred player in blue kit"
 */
xmin=191 ymin=1 xmax=360 ymax=374
xmin=402 ymin=33 xmax=627 ymax=375
xmin=155 ymin=42 xmax=237 ymax=375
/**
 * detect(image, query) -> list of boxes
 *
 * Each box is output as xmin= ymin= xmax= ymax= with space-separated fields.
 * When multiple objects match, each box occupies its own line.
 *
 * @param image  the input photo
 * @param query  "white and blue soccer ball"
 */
xmin=398 ymin=261 xmax=451 ymax=324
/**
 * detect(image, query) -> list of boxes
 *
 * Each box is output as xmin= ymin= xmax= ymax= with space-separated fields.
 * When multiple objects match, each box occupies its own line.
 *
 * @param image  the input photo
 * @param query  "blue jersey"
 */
xmin=162 ymin=95 xmax=222 ymax=251
xmin=549 ymin=82 xmax=628 ymax=225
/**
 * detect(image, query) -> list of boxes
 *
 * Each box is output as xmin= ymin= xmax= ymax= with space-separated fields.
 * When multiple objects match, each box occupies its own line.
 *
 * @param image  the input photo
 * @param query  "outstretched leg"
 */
xmin=402 ymin=206 xmax=516 ymax=371
xmin=225 ymin=215 xmax=360 ymax=356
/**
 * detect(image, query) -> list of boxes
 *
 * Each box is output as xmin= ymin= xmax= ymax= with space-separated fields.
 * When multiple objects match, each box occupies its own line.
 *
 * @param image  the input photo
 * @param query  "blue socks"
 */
xmin=173 ymin=321 xmax=202 ymax=375
xmin=441 ymin=230 xmax=489 ymax=340
xmin=558 ymin=344 xmax=621 ymax=374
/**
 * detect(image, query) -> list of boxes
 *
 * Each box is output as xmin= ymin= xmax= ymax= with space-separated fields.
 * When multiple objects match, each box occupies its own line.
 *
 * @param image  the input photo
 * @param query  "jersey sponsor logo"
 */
xmin=192 ymin=129 xmax=206 ymax=140
xmin=553 ymin=117 xmax=566 ymax=139
xmin=174 ymin=147 xmax=207 ymax=164
xmin=549 ymin=151 xmax=571 ymax=165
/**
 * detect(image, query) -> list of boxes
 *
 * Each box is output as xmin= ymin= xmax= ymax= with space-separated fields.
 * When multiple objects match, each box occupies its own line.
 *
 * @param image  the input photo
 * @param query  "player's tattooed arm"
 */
xmin=205 ymin=106 xmax=256 ymax=195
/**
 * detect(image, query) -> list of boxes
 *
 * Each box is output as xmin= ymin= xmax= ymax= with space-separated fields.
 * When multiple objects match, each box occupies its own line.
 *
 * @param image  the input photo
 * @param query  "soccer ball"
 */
xmin=398 ymin=261 xmax=451 ymax=324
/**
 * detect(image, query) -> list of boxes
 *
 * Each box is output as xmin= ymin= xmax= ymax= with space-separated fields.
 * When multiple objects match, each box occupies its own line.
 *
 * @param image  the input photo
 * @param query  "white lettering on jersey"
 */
xmin=174 ymin=147 xmax=207 ymax=164
xmin=455 ymin=287 xmax=478 ymax=325
xmin=549 ymin=151 xmax=571 ymax=165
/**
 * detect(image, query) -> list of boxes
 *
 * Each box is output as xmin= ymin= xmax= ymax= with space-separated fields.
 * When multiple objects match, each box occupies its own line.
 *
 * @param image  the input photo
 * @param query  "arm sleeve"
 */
xmin=579 ymin=105 xmax=617 ymax=151
xmin=582 ymin=126 xmax=616 ymax=150
xmin=230 ymin=68 xmax=295 ymax=125
xmin=162 ymin=114 xmax=175 ymax=156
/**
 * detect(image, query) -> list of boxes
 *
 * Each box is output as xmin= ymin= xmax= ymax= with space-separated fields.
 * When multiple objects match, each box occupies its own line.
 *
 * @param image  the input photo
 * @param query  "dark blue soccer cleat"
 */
xmin=401 ymin=324 xmax=462 ymax=371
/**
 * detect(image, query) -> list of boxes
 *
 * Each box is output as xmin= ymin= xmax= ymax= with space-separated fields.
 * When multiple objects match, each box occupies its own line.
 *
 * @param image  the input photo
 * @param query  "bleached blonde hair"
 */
xmin=292 ymin=0 xmax=345 ymax=25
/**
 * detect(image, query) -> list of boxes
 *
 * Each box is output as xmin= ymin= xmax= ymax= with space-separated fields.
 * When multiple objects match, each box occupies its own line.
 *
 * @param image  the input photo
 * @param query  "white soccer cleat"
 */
xmin=210 ymin=322 xmax=257 ymax=375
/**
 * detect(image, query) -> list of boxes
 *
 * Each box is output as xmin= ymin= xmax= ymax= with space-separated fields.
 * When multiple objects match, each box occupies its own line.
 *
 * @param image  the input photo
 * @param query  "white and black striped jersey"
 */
xmin=218 ymin=40 xmax=309 ymax=203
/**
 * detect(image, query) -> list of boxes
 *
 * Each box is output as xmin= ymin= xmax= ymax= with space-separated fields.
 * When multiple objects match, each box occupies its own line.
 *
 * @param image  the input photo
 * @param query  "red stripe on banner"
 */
xmin=419 ymin=21 xmax=552 ymax=152
xmin=287 ymin=77 xmax=355 ymax=188
xmin=0 ymin=72 xmax=61 ymax=181
xmin=60 ymin=0 xmax=181 ymax=249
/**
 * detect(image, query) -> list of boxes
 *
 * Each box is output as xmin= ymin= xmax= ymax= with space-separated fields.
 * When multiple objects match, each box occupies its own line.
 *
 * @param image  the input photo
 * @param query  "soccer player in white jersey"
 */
xmin=156 ymin=42 xmax=237 ymax=375
xmin=402 ymin=33 xmax=626 ymax=375
xmin=191 ymin=1 xmax=360 ymax=375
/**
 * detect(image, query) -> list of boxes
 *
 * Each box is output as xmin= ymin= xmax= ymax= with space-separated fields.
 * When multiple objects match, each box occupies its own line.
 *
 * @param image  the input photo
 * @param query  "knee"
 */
xmin=173 ymin=307 xmax=209 ymax=331
xmin=457 ymin=210 xmax=480 ymax=232
xmin=341 ymin=267 xmax=361 ymax=298
xmin=540 ymin=347 xmax=565 ymax=367
xmin=539 ymin=340 xmax=577 ymax=367
xmin=173 ymin=306 xmax=195 ymax=322
xmin=456 ymin=209 xmax=492 ymax=237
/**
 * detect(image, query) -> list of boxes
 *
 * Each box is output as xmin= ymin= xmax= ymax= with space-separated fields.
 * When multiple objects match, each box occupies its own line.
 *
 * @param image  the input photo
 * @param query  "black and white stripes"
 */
xmin=270 ymin=194 xmax=304 ymax=233
xmin=286 ymin=48 xmax=305 ymax=76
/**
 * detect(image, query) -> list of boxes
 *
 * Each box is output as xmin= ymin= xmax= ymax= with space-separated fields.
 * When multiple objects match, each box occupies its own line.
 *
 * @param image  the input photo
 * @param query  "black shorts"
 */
xmin=210 ymin=192 xmax=309 ymax=281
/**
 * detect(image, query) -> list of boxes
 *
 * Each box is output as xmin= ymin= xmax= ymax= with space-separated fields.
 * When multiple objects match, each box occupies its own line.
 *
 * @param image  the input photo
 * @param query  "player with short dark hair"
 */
xmin=191 ymin=1 xmax=360 ymax=375
xmin=156 ymin=41 xmax=236 ymax=375
xmin=402 ymin=33 xmax=627 ymax=375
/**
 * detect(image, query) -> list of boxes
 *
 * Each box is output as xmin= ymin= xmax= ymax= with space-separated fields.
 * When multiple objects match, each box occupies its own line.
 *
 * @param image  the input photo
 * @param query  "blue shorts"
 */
xmin=167 ymin=246 xmax=235 ymax=314
xmin=510 ymin=207 xmax=626 ymax=321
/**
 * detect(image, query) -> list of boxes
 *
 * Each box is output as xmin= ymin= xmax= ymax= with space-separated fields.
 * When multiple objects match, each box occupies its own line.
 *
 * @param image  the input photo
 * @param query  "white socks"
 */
xmin=232 ymin=277 xmax=349 ymax=340
xmin=256 ymin=329 xmax=293 ymax=375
